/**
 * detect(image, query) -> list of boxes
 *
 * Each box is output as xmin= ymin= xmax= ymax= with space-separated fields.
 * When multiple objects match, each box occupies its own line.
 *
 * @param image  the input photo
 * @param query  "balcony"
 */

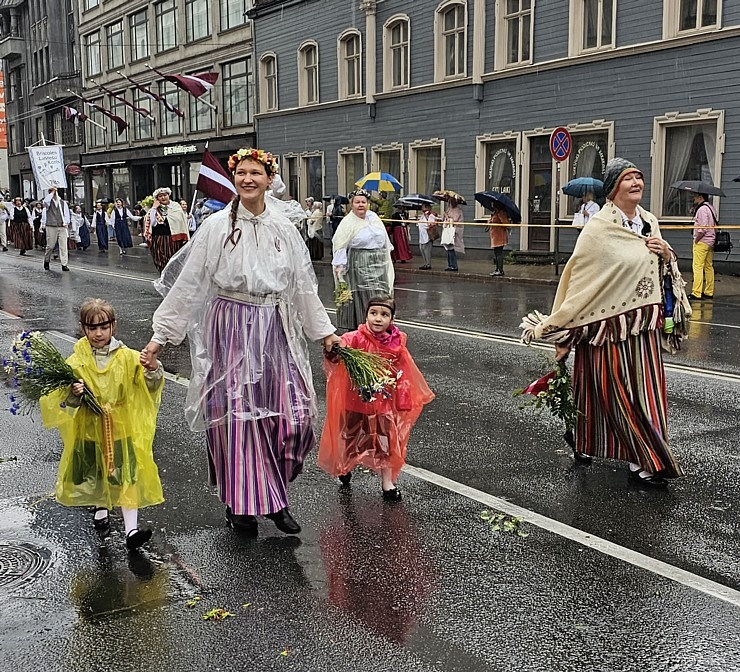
xmin=0 ymin=35 xmax=23 ymax=61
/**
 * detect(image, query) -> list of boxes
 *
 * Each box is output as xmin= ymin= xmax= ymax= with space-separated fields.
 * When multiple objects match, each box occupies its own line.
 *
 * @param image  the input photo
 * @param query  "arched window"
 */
xmin=435 ymin=1 xmax=467 ymax=80
xmin=338 ymin=30 xmax=362 ymax=99
xmin=298 ymin=41 xmax=319 ymax=105
xmin=383 ymin=16 xmax=410 ymax=91
xmin=259 ymin=53 xmax=278 ymax=112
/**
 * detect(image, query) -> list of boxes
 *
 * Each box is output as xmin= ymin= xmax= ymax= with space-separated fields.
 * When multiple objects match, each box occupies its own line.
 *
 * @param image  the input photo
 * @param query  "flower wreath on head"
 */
xmin=348 ymin=188 xmax=371 ymax=200
xmin=227 ymin=148 xmax=280 ymax=175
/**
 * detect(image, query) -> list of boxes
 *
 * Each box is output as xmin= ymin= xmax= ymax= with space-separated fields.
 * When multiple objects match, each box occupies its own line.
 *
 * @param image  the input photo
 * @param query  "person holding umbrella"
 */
xmin=435 ymin=192 xmax=465 ymax=272
xmin=475 ymin=191 xmax=521 ymax=277
xmin=690 ymin=192 xmax=718 ymax=301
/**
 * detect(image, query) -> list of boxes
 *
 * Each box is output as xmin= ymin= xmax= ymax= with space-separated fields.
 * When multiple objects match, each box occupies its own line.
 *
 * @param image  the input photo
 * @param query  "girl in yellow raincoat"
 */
xmin=41 ymin=298 xmax=164 ymax=550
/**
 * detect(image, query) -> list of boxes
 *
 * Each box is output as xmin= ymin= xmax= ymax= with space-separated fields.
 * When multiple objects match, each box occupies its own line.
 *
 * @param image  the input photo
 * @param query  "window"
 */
xmin=106 ymin=21 xmax=124 ymax=70
xmin=384 ymin=17 xmax=410 ymax=90
xmin=7 ymin=69 xmax=18 ymax=102
xmin=83 ymin=0 xmax=99 ymax=9
xmin=475 ymin=134 xmax=521 ymax=218
xmin=338 ymin=31 xmax=362 ymax=99
xmin=664 ymin=0 xmax=720 ymax=37
xmin=159 ymin=81 xmax=182 ymax=136
xmin=222 ymin=58 xmax=253 ymax=127
xmin=85 ymin=32 xmax=101 ymax=77
xmin=569 ymin=0 xmax=614 ymax=54
xmin=338 ymin=148 xmax=366 ymax=196
xmin=298 ymin=42 xmax=319 ymax=105
xmin=495 ymin=0 xmax=533 ymax=68
xmin=186 ymin=0 xmax=210 ymax=42
xmin=410 ymin=140 xmax=445 ymax=194
xmin=435 ymin=1 xmax=466 ymax=80
xmin=302 ymin=154 xmax=324 ymax=201
xmin=259 ymin=53 xmax=278 ymax=112
xmin=221 ymin=0 xmax=250 ymax=31
xmin=651 ymin=111 xmax=723 ymax=218
xmin=9 ymin=125 xmax=17 ymax=154
xmin=155 ymin=0 xmax=177 ymax=53
xmin=133 ymin=88 xmax=154 ymax=140
xmin=372 ymin=145 xmax=403 ymax=183
xmin=284 ymin=155 xmax=298 ymax=202
xmin=89 ymin=105 xmax=105 ymax=148
xmin=109 ymin=99 xmax=128 ymax=144
xmin=129 ymin=10 xmax=150 ymax=62
xmin=564 ymin=131 xmax=609 ymax=215
xmin=189 ymin=80 xmax=214 ymax=132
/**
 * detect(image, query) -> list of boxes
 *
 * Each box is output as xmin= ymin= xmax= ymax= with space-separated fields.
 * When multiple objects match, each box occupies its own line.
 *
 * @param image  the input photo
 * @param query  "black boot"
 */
xmin=564 ymin=429 xmax=592 ymax=464
xmin=266 ymin=508 xmax=301 ymax=534
xmin=225 ymin=506 xmax=258 ymax=535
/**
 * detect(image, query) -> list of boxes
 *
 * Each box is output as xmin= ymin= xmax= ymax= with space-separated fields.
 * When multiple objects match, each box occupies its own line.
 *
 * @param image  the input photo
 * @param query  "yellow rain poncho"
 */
xmin=40 ymin=338 xmax=164 ymax=510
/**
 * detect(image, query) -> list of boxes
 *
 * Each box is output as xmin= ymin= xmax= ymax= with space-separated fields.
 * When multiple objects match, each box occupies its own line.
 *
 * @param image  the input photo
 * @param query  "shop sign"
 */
xmin=66 ymin=163 xmax=81 ymax=175
xmin=571 ymin=140 xmax=606 ymax=178
xmin=163 ymin=144 xmax=197 ymax=157
xmin=487 ymin=146 xmax=517 ymax=194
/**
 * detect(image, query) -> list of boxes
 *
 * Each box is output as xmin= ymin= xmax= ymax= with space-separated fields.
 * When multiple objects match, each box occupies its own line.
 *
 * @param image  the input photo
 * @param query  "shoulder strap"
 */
xmin=699 ymin=202 xmax=718 ymax=225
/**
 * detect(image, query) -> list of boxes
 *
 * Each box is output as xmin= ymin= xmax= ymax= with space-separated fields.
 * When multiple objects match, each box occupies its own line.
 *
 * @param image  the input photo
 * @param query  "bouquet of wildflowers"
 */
xmin=334 ymin=346 xmax=399 ymax=403
xmin=513 ymin=358 xmax=579 ymax=431
xmin=334 ymin=281 xmax=353 ymax=309
xmin=3 ymin=331 xmax=102 ymax=416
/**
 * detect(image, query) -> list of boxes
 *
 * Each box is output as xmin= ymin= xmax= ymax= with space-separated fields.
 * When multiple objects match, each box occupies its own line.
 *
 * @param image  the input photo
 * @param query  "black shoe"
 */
xmin=382 ymin=487 xmax=402 ymax=501
xmin=445 ymin=267 xmax=458 ymax=272
xmin=564 ymin=429 xmax=592 ymax=464
xmin=61 ymin=266 xmax=69 ymax=272
xmin=266 ymin=508 xmax=301 ymax=534
xmin=125 ymin=528 xmax=152 ymax=550
xmin=338 ymin=472 xmax=352 ymax=485
xmin=2 ymin=247 xmax=7 ymax=252
xmin=688 ymin=294 xmax=702 ymax=302
xmin=225 ymin=506 xmax=258 ymax=534
xmin=628 ymin=469 xmax=668 ymax=489
xmin=43 ymin=262 xmax=50 ymax=271
xmin=418 ymin=265 xmax=430 ymax=270
xmin=19 ymin=249 xmax=25 ymax=255
xmin=701 ymin=294 xmax=713 ymax=300
xmin=92 ymin=507 xmax=110 ymax=532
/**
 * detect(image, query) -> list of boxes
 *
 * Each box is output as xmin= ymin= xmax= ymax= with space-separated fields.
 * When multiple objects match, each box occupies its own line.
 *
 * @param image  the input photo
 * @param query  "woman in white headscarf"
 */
xmin=144 ymin=187 xmax=190 ymax=272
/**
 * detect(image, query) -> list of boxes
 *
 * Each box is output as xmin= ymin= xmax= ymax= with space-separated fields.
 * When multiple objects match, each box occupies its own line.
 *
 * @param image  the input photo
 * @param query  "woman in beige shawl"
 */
xmin=521 ymin=158 xmax=690 ymax=488
xmin=332 ymin=189 xmax=394 ymax=331
xmin=144 ymin=187 xmax=190 ymax=272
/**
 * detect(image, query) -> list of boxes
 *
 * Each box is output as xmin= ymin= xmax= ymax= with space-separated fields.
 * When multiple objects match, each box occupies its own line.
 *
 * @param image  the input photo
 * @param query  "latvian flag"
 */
xmin=196 ymin=150 xmax=237 ymax=204
xmin=63 ymin=105 xmax=88 ymax=124
xmin=163 ymin=71 xmax=219 ymax=98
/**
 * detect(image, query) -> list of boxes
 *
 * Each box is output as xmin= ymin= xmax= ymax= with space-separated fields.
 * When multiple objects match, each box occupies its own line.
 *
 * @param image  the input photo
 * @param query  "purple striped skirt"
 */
xmin=203 ymin=296 xmax=314 ymax=515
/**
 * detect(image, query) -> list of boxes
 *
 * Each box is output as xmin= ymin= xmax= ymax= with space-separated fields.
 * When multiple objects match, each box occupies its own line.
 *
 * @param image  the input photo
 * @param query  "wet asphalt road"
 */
xmin=0 ymin=247 xmax=739 ymax=671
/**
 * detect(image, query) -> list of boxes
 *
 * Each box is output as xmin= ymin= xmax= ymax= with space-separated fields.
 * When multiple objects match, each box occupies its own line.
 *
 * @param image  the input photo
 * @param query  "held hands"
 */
xmin=554 ymin=344 xmax=571 ymax=362
xmin=71 ymin=379 xmax=85 ymax=397
xmin=333 ymin=264 xmax=346 ymax=279
xmin=140 ymin=341 xmax=162 ymax=371
xmin=323 ymin=333 xmax=341 ymax=356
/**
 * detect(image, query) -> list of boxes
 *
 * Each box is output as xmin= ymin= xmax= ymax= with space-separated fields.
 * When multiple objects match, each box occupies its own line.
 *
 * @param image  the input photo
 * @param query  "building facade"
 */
xmin=251 ymin=0 xmax=740 ymax=261
xmin=76 ymin=0 xmax=254 ymax=207
xmin=0 ymin=0 xmax=84 ymax=201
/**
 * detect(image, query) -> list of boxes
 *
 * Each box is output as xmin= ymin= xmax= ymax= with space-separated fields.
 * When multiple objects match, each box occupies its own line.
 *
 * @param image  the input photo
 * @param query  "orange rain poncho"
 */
xmin=318 ymin=324 xmax=434 ymax=480
xmin=40 ymin=338 xmax=164 ymax=510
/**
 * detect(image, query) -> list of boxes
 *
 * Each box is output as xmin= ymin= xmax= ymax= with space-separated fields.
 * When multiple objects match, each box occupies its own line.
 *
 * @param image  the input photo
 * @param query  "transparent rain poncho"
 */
xmin=153 ymin=197 xmax=335 ymax=432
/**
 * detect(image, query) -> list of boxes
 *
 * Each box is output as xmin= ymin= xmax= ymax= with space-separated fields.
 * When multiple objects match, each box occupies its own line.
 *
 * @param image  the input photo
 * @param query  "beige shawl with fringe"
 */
xmin=521 ymin=202 xmax=691 ymax=350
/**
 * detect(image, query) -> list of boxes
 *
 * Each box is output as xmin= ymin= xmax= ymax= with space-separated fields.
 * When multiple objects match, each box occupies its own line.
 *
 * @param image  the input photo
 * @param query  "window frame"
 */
xmin=108 ymin=96 xmax=129 ymax=145
xmin=383 ymin=15 xmax=410 ymax=92
xmin=568 ymin=0 xmax=616 ymax=56
xmin=132 ymin=87 xmax=154 ymax=141
xmin=105 ymin=20 xmax=125 ymax=71
xmin=663 ymin=0 xmax=721 ymax=38
xmin=222 ymin=57 xmax=253 ymax=128
xmin=434 ymin=0 xmax=467 ymax=82
xmin=259 ymin=52 xmax=279 ymax=112
xmin=338 ymin=30 xmax=363 ymax=100
xmin=297 ymin=41 xmax=319 ymax=106
xmin=220 ymin=0 xmax=251 ymax=32
xmin=494 ymin=0 xmax=535 ymax=70
xmin=409 ymin=138 xmax=446 ymax=196
xmin=88 ymin=102 xmax=106 ymax=148
xmin=650 ymin=108 xmax=725 ymax=219
xmin=185 ymin=0 xmax=211 ymax=43
xmin=474 ymin=131 xmax=522 ymax=220
xmin=300 ymin=151 xmax=325 ymax=203
xmin=84 ymin=31 xmax=102 ymax=77
xmin=371 ymin=143 xmax=405 ymax=186
xmin=337 ymin=146 xmax=367 ymax=196
xmin=129 ymin=9 xmax=150 ymax=63
xmin=159 ymin=81 xmax=182 ymax=137
xmin=189 ymin=71 xmax=215 ymax=133
xmin=155 ymin=0 xmax=178 ymax=54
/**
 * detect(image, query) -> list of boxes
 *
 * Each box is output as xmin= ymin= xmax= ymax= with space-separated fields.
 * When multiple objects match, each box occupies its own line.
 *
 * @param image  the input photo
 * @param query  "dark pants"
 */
xmin=446 ymin=248 xmax=458 ymax=270
xmin=493 ymin=246 xmax=504 ymax=273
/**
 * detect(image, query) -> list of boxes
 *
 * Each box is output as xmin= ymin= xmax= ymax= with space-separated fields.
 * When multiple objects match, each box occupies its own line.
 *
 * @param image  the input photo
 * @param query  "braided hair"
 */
xmin=224 ymin=196 xmax=241 ymax=250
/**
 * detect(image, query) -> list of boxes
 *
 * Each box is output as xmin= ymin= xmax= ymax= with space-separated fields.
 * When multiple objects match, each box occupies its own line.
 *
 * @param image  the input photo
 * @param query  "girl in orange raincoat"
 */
xmin=318 ymin=296 xmax=434 ymax=500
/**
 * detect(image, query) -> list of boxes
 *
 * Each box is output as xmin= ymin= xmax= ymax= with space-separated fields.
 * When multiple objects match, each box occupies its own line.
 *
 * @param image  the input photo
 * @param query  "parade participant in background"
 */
xmin=141 ymin=147 xmax=340 ymax=536
xmin=32 ymin=201 xmax=44 ymax=249
xmin=389 ymin=205 xmax=412 ymax=264
xmin=8 ymin=196 xmax=33 ymax=256
xmin=144 ymin=187 xmax=190 ymax=272
xmin=521 ymin=158 xmax=690 ymax=488
xmin=71 ymin=205 xmax=91 ymax=251
xmin=180 ymin=199 xmax=197 ymax=233
xmin=93 ymin=201 xmax=108 ymax=253
xmin=307 ymin=200 xmax=325 ymax=260
xmin=0 ymin=199 xmax=8 ymax=251
xmin=40 ymin=298 xmax=165 ymax=550
xmin=319 ymin=296 xmax=434 ymax=500
xmin=690 ymin=192 xmax=717 ymax=301
xmin=110 ymin=198 xmax=141 ymax=256
xmin=41 ymin=187 xmax=71 ymax=272
xmin=332 ymin=189 xmax=394 ymax=331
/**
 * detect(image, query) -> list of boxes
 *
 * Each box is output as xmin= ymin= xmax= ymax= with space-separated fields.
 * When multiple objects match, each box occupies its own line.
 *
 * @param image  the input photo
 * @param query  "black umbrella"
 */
xmin=670 ymin=180 xmax=726 ymax=197
xmin=733 ymin=175 xmax=740 ymax=183
xmin=474 ymin=191 xmax=522 ymax=224
xmin=331 ymin=195 xmax=350 ymax=205
xmin=397 ymin=193 xmax=435 ymax=207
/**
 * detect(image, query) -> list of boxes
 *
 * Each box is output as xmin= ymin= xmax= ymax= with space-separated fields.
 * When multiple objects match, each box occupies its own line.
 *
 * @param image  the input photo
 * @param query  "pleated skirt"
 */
xmin=391 ymin=227 xmax=413 ymax=262
xmin=114 ymin=219 xmax=134 ymax=249
xmin=337 ymin=248 xmax=393 ymax=331
xmin=203 ymin=297 xmax=314 ymax=515
xmin=150 ymin=235 xmax=186 ymax=272
xmin=9 ymin=221 xmax=33 ymax=250
xmin=573 ymin=329 xmax=683 ymax=478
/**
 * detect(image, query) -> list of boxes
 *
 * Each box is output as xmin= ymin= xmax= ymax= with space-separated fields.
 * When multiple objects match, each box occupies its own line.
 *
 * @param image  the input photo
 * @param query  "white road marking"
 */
xmin=394 ymin=287 xmax=428 ymax=293
xmin=691 ymin=320 xmax=740 ymax=330
xmin=44 ymin=329 xmax=740 ymax=606
xmin=404 ymin=465 xmax=740 ymax=608
xmin=0 ymin=309 xmax=20 ymax=320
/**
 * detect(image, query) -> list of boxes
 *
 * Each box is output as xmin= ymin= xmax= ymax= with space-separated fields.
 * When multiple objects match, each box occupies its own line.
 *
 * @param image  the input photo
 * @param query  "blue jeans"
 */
xmin=446 ymin=248 xmax=458 ymax=270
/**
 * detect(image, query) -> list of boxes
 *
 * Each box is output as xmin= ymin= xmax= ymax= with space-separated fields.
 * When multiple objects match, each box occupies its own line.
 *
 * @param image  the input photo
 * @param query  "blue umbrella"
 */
xmin=561 ymin=177 xmax=604 ymax=198
xmin=355 ymin=172 xmax=403 ymax=192
xmin=204 ymin=199 xmax=227 ymax=211
xmin=474 ymin=191 xmax=522 ymax=224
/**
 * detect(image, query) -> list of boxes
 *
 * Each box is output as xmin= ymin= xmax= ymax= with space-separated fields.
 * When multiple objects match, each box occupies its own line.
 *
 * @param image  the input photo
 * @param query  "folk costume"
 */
xmin=151 ymin=199 xmax=336 ymax=517
xmin=319 ymin=322 xmax=434 ymax=481
xmin=40 ymin=337 xmax=164 ymax=510
xmin=332 ymin=206 xmax=394 ymax=331
xmin=521 ymin=196 xmax=690 ymax=479
xmin=389 ymin=211 xmax=413 ymax=263
xmin=145 ymin=189 xmax=190 ymax=272
xmin=111 ymin=204 xmax=140 ymax=254
xmin=93 ymin=207 xmax=109 ymax=251
xmin=9 ymin=202 xmax=33 ymax=254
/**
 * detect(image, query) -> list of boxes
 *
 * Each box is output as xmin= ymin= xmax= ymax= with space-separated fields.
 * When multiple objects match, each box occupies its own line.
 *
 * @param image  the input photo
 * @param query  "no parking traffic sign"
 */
xmin=549 ymin=127 xmax=572 ymax=162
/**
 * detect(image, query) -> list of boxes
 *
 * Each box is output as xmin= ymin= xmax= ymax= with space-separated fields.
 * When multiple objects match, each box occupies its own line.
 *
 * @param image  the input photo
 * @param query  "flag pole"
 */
xmin=145 ymin=63 xmax=218 ymax=112
xmin=65 ymin=90 xmax=106 ymax=130
xmin=189 ymin=141 xmax=207 ymax=215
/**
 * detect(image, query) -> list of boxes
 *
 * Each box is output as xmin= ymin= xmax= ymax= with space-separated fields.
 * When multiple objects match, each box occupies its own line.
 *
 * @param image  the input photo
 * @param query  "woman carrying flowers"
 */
xmin=141 ymin=147 xmax=340 ymax=536
xmin=318 ymin=296 xmax=434 ymax=500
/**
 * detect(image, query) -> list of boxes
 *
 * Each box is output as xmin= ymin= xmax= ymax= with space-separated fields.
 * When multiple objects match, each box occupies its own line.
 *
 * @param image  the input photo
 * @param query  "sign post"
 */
xmin=549 ymin=127 xmax=572 ymax=276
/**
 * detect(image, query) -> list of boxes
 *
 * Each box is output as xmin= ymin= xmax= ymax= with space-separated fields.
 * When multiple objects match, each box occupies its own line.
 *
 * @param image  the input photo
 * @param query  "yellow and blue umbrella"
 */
xmin=354 ymin=172 xmax=403 ymax=192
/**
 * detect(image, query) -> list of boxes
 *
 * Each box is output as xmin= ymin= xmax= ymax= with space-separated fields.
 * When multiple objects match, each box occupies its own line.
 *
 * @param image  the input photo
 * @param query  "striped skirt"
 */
xmin=573 ymin=329 xmax=683 ymax=478
xmin=337 ymin=248 xmax=393 ymax=331
xmin=9 ymin=221 xmax=33 ymax=250
xmin=203 ymin=297 xmax=314 ymax=516
xmin=150 ymin=235 xmax=186 ymax=272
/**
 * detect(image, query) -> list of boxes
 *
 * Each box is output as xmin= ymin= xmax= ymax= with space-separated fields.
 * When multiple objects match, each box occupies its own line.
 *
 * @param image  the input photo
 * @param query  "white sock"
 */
xmin=94 ymin=508 xmax=108 ymax=521
xmin=121 ymin=507 xmax=138 ymax=535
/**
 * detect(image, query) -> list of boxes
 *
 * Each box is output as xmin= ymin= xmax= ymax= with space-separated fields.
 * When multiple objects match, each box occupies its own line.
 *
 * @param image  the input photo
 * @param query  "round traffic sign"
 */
xmin=549 ymin=127 xmax=572 ymax=162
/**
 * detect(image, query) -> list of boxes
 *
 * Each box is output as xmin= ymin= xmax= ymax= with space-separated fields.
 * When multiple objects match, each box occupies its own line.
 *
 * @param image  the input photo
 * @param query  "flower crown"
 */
xmin=348 ymin=188 xmax=371 ymax=200
xmin=227 ymin=148 xmax=280 ymax=175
